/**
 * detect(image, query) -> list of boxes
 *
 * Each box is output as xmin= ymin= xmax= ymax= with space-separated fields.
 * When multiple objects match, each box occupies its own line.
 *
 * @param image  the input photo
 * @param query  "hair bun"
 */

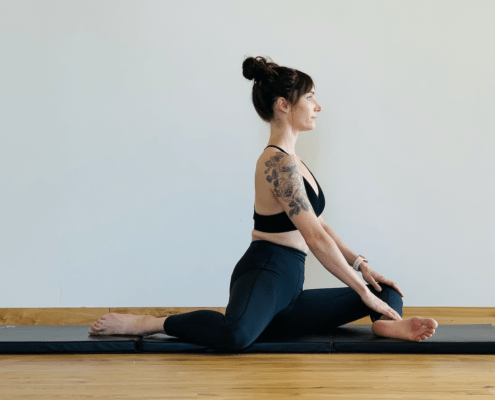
xmin=242 ymin=56 xmax=270 ymax=81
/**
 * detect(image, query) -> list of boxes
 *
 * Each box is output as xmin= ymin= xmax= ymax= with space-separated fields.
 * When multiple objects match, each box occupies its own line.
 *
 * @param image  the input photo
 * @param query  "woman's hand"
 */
xmin=360 ymin=263 xmax=404 ymax=298
xmin=360 ymin=290 xmax=403 ymax=321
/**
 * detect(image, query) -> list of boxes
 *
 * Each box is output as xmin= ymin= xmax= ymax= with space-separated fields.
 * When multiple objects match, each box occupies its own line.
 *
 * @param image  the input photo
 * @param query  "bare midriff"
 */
xmin=251 ymin=229 xmax=309 ymax=255
xmin=250 ymin=151 xmax=318 ymax=256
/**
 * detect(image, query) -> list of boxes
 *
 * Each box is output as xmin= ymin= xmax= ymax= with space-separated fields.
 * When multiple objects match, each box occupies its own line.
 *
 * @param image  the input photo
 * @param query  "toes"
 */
xmin=89 ymin=326 xmax=105 ymax=335
xmin=89 ymin=323 xmax=104 ymax=333
xmin=420 ymin=332 xmax=435 ymax=340
xmin=88 ymin=327 xmax=98 ymax=335
xmin=416 ymin=317 xmax=439 ymax=330
xmin=425 ymin=318 xmax=439 ymax=329
xmin=97 ymin=313 xmax=112 ymax=322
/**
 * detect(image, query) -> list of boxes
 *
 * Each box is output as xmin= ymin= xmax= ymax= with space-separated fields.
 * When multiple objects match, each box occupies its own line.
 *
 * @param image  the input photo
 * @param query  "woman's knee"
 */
xmin=367 ymin=282 xmax=395 ymax=293
xmin=225 ymin=326 xmax=258 ymax=350
xmin=376 ymin=283 xmax=403 ymax=309
xmin=381 ymin=283 xmax=402 ymax=297
xmin=367 ymin=283 xmax=402 ymax=301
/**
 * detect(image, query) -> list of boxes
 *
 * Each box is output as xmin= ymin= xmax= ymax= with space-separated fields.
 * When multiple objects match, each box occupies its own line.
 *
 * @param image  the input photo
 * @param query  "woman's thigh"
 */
xmin=262 ymin=283 xmax=403 ymax=336
xmin=224 ymin=268 xmax=296 ymax=345
xmin=222 ymin=241 xmax=306 ymax=348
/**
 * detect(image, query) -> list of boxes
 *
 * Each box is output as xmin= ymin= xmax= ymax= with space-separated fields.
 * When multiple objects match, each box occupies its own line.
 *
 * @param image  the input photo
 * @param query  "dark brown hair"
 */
xmin=242 ymin=55 xmax=315 ymax=124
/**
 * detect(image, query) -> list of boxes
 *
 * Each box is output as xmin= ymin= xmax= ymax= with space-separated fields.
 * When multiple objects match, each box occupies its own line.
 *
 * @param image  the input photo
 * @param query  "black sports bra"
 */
xmin=253 ymin=145 xmax=326 ymax=233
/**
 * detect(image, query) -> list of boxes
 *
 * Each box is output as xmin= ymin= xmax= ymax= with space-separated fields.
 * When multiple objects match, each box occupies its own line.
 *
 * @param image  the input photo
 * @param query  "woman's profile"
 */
xmin=88 ymin=56 xmax=438 ymax=347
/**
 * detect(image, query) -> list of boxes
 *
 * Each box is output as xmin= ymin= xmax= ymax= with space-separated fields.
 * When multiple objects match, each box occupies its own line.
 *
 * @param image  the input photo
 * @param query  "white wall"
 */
xmin=1 ymin=0 xmax=493 ymax=308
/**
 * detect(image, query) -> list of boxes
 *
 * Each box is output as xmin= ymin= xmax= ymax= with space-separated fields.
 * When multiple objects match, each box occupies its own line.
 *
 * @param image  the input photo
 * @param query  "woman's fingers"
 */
xmin=389 ymin=309 xmax=402 ymax=321
xmin=393 ymin=284 xmax=404 ymax=297
xmin=383 ymin=279 xmax=404 ymax=297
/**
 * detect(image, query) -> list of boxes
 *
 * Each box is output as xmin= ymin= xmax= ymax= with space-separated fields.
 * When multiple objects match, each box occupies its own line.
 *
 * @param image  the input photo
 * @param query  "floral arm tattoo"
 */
xmin=264 ymin=152 xmax=314 ymax=218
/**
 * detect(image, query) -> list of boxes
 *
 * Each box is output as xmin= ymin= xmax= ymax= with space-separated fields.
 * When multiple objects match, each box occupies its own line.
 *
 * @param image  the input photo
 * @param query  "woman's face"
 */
xmin=292 ymin=86 xmax=322 ymax=131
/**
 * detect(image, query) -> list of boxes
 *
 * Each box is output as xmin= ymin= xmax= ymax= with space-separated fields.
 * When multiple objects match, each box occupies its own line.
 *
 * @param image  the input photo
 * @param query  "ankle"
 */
xmin=142 ymin=315 xmax=166 ymax=335
xmin=153 ymin=316 xmax=167 ymax=334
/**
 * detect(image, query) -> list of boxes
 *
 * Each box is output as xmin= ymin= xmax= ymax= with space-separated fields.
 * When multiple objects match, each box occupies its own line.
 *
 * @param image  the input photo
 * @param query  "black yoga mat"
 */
xmin=141 ymin=324 xmax=495 ymax=354
xmin=0 ymin=325 xmax=141 ymax=353
xmin=1 ymin=324 xmax=494 ymax=354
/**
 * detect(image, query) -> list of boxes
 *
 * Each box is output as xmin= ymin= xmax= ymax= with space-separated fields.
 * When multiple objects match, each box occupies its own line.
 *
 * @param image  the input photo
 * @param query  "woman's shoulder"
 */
xmin=255 ymin=148 xmax=303 ymax=191
xmin=257 ymin=146 xmax=298 ymax=162
xmin=256 ymin=147 xmax=279 ymax=173
xmin=256 ymin=147 xmax=300 ymax=170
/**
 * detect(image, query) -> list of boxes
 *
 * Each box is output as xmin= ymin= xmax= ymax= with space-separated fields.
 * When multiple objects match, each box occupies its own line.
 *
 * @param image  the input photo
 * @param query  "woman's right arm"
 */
xmin=263 ymin=151 xmax=369 ymax=296
xmin=265 ymin=152 xmax=403 ymax=320
xmin=308 ymin=235 xmax=370 ymax=296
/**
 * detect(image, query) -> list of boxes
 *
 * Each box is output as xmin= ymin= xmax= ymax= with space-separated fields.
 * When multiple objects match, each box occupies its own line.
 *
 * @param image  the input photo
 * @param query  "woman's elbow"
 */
xmin=306 ymin=228 xmax=330 ymax=250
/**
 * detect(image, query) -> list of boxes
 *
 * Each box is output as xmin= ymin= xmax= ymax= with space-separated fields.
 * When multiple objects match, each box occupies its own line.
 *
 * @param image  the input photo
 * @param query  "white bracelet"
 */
xmin=352 ymin=255 xmax=368 ymax=272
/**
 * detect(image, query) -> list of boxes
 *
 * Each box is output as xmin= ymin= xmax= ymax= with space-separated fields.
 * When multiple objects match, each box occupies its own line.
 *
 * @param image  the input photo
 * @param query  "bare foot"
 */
xmin=372 ymin=316 xmax=438 ymax=342
xmin=88 ymin=313 xmax=165 ymax=336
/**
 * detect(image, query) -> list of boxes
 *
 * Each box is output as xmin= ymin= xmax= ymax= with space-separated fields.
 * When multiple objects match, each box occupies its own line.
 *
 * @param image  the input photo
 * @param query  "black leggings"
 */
xmin=163 ymin=240 xmax=403 ymax=350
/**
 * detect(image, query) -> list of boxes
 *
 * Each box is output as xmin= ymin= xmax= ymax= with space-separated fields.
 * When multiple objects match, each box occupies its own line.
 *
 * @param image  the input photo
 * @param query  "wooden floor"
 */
xmin=1 ymin=307 xmax=494 ymax=399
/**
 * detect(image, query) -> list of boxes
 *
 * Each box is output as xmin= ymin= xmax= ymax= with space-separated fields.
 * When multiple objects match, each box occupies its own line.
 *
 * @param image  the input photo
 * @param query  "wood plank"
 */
xmin=0 ymin=352 xmax=494 ymax=399
xmin=109 ymin=306 xmax=226 ymax=317
xmin=0 ymin=308 xmax=110 ymax=325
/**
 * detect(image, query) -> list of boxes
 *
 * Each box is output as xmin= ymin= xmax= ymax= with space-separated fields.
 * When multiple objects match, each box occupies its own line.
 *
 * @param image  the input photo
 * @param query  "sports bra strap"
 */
xmin=265 ymin=145 xmax=289 ymax=155
xmin=265 ymin=145 xmax=316 ymax=182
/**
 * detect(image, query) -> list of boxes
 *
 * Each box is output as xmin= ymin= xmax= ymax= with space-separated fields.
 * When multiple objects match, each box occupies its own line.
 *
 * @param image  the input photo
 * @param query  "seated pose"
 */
xmin=89 ymin=56 xmax=438 ymax=349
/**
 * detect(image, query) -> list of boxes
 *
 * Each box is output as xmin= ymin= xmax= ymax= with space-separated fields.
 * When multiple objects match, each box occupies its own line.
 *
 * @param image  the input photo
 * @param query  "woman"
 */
xmin=89 ymin=56 xmax=438 ymax=348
